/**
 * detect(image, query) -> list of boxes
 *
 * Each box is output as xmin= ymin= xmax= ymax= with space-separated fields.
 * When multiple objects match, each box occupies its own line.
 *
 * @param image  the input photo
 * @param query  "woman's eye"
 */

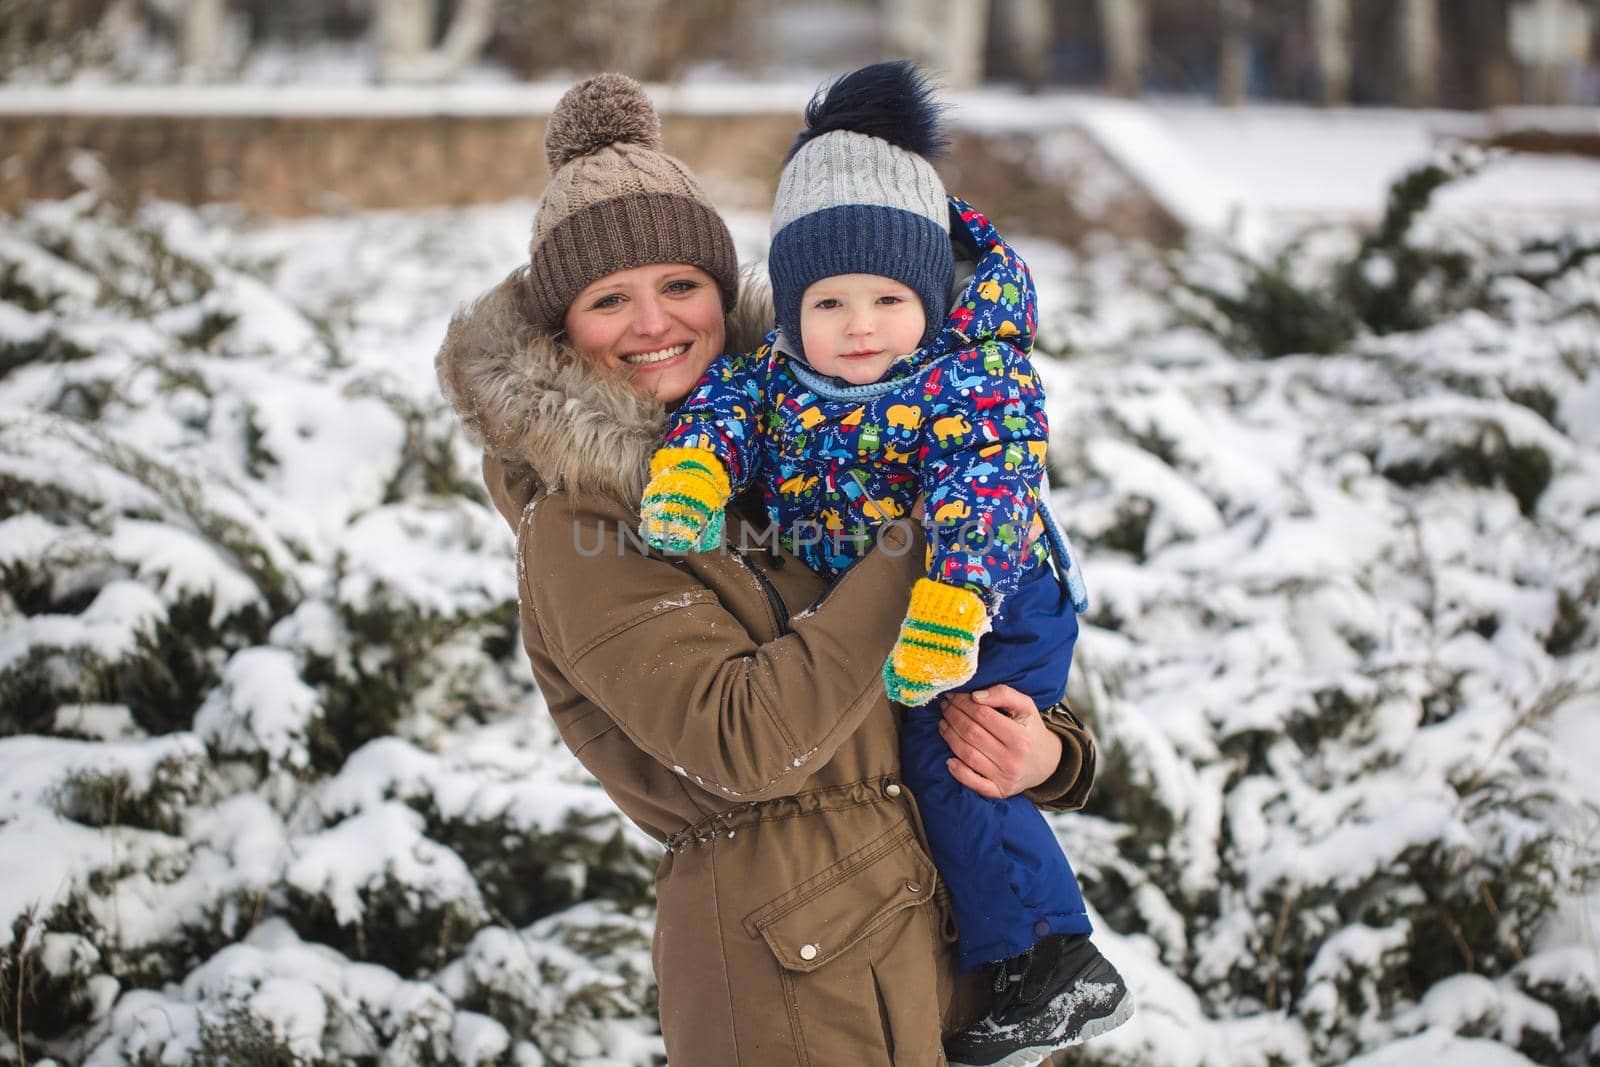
xmin=589 ymin=294 xmax=624 ymax=310
xmin=665 ymin=279 xmax=700 ymax=294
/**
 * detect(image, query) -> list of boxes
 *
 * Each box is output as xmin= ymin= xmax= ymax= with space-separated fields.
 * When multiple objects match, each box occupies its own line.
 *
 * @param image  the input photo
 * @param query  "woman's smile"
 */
xmin=619 ymin=342 xmax=691 ymax=367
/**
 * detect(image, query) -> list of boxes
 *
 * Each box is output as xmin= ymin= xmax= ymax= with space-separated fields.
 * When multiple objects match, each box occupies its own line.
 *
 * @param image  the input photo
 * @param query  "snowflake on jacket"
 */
xmin=662 ymin=197 xmax=1062 ymax=608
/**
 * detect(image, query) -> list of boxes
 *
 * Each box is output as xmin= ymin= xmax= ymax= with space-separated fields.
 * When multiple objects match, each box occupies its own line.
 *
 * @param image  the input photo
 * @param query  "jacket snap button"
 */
xmin=905 ymin=881 xmax=921 ymax=894
xmin=799 ymin=943 xmax=819 ymax=961
xmin=884 ymin=782 xmax=902 ymax=798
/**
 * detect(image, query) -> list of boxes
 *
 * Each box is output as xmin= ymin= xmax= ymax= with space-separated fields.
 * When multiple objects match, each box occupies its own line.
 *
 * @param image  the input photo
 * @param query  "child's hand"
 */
xmin=883 ymin=578 xmax=987 ymax=706
xmin=640 ymin=447 xmax=731 ymax=552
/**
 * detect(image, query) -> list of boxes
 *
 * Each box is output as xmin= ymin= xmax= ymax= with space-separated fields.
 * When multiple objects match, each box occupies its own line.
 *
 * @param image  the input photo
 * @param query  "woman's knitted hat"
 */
xmin=527 ymin=73 xmax=739 ymax=329
xmin=768 ymin=61 xmax=953 ymax=362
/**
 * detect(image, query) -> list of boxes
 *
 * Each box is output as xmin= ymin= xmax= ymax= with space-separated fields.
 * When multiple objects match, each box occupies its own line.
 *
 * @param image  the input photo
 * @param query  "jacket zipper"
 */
xmin=730 ymin=545 xmax=790 ymax=636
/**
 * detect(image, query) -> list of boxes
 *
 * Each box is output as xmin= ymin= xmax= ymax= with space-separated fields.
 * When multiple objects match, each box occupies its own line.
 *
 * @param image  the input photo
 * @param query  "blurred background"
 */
xmin=2 ymin=0 xmax=1598 ymax=104
xmin=2 ymin=0 xmax=1598 ymax=234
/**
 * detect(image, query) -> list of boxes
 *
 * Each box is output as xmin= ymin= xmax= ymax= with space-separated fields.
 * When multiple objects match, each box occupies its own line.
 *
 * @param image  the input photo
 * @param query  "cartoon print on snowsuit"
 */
xmin=663 ymin=196 xmax=1088 ymax=617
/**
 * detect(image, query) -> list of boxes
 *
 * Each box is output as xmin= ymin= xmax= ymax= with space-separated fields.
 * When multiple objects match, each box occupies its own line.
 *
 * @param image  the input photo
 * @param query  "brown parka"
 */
xmin=436 ymin=267 xmax=1095 ymax=1066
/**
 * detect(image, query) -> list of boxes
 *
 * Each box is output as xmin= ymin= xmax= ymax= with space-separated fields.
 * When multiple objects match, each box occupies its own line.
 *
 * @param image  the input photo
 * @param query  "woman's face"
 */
xmin=563 ymin=263 xmax=726 ymax=405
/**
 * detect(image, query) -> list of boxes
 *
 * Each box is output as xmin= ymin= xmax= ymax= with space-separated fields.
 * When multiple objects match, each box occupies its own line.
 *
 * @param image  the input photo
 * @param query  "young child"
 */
xmin=639 ymin=62 xmax=1132 ymax=1065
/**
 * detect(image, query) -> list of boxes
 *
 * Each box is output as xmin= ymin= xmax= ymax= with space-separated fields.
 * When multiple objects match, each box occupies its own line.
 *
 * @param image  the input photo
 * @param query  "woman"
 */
xmin=436 ymin=73 xmax=1095 ymax=1065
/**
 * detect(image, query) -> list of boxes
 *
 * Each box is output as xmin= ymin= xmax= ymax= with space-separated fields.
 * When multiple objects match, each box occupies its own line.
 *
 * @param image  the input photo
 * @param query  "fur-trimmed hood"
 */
xmin=435 ymin=263 xmax=773 ymax=505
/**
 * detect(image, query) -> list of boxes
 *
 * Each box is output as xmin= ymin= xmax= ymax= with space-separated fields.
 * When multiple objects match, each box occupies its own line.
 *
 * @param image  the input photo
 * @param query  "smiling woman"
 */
xmin=435 ymin=72 xmax=1096 ymax=1066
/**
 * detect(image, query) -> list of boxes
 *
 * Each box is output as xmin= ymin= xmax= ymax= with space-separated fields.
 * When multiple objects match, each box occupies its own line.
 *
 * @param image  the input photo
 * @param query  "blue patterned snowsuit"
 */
xmin=665 ymin=198 xmax=1093 ymax=969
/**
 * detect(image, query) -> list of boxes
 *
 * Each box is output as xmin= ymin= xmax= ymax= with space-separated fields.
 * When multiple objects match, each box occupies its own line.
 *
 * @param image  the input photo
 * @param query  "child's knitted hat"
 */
xmin=768 ymin=61 xmax=953 ymax=363
xmin=527 ymin=73 xmax=739 ymax=330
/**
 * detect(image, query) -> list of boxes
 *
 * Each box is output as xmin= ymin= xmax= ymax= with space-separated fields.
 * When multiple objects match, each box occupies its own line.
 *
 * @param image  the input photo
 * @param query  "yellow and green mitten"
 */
xmin=640 ymin=446 xmax=730 ymax=552
xmin=883 ymin=578 xmax=988 ymax=706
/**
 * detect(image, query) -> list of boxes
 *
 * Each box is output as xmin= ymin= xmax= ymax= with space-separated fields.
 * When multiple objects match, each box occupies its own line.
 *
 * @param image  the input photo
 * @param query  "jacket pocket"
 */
xmin=743 ymin=824 xmax=937 ymax=973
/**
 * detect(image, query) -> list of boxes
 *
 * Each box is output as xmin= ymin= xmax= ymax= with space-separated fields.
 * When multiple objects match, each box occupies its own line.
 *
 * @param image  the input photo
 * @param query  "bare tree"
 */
xmin=883 ymin=0 xmax=992 ymax=89
xmin=375 ymin=0 xmax=497 ymax=84
xmin=1218 ymin=0 xmax=1251 ymax=105
xmin=1398 ymin=0 xmax=1440 ymax=106
xmin=993 ymin=0 xmax=1053 ymax=91
xmin=111 ymin=0 xmax=227 ymax=75
xmin=1097 ymin=0 xmax=1146 ymax=97
xmin=94 ymin=0 xmax=143 ymax=62
xmin=1312 ymin=0 xmax=1351 ymax=105
xmin=1472 ymin=0 xmax=1518 ymax=108
xmin=182 ymin=0 xmax=223 ymax=74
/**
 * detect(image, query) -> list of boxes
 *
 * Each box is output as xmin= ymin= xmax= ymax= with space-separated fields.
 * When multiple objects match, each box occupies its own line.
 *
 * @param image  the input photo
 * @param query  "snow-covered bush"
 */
xmin=1 ymin=193 xmax=662 ymax=1066
xmin=4 ymin=166 xmax=1596 ymax=1067
xmin=1039 ymin=167 xmax=1600 ymax=1065
xmin=1173 ymin=150 xmax=1588 ymax=361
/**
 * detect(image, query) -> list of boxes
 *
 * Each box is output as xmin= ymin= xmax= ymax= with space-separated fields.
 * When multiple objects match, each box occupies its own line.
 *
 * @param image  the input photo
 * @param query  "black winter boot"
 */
xmin=944 ymin=934 xmax=1134 ymax=1067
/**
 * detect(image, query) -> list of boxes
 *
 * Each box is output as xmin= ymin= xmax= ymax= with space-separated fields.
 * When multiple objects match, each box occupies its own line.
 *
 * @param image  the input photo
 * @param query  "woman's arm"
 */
xmin=522 ymin=502 xmax=924 ymax=803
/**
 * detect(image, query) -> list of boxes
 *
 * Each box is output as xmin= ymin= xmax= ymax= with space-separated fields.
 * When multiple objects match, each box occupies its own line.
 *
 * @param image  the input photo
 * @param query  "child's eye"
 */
xmin=813 ymin=298 xmax=841 ymax=310
xmin=877 ymin=295 xmax=904 ymax=305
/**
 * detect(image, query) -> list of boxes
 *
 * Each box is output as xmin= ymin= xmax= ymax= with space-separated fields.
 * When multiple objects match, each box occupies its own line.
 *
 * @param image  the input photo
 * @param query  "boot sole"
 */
xmin=948 ymin=992 xmax=1136 ymax=1067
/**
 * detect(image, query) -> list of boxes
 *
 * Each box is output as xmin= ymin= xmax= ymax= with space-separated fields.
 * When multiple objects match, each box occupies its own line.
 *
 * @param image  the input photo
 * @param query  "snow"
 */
xmin=194 ymin=646 xmax=322 ymax=772
xmin=52 ymin=702 xmax=142 ymax=741
xmin=1342 ymin=1029 xmax=1545 ymax=1067
xmin=0 ymin=579 xmax=167 ymax=673
xmin=110 ymin=517 xmax=264 ymax=625
xmin=336 ymin=501 xmax=517 ymax=620
xmin=317 ymin=735 xmax=616 ymax=839
xmin=285 ymin=802 xmax=486 ymax=928
xmin=1081 ymin=102 xmax=1600 ymax=241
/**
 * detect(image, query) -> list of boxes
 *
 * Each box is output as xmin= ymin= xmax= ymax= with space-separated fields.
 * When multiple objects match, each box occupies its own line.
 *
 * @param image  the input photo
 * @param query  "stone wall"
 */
xmin=0 ymin=108 xmax=1178 ymax=245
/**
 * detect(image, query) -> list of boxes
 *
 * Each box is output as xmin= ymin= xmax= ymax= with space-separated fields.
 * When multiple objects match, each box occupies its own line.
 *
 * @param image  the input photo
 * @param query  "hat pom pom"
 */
xmin=788 ymin=60 xmax=948 ymax=162
xmin=545 ymin=73 xmax=663 ymax=172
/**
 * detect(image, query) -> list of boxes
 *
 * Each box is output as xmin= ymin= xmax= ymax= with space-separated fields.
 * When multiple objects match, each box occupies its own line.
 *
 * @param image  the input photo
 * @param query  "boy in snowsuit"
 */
xmin=639 ymin=62 xmax=1133 ymax=1064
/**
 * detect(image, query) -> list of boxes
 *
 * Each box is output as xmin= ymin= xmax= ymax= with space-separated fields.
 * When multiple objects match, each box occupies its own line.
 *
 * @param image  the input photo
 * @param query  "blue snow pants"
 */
xmin=899 ymin=560 xmax=1093 ymax=972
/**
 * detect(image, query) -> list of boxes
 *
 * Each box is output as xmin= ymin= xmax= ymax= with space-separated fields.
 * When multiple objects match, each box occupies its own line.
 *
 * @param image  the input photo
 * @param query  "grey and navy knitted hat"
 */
xmin=768 ymin=61 xmax=953 ymax=363
xmin=528 ymin=73 xmax=739 ymax=330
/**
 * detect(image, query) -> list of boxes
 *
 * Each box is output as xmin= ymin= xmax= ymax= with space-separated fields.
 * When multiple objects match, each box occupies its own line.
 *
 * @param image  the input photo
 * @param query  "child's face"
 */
xmin=798 ymin=274 xmax=926 ymax=385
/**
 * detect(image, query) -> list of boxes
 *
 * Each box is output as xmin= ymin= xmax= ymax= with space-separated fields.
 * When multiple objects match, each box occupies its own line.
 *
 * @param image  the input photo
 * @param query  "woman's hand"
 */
xmin=939 ymin=685 xmax=1062 ymax=799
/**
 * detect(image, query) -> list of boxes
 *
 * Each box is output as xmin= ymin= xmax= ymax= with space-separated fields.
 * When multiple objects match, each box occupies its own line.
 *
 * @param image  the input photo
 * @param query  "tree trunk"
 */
xmin=1465 ymin=0 xmax=1514 ymax=108
xmin=942 ymin=0 xmax=991 ymax=88
xmin=376 ymin=0 xmax=436 ymax=83
xmin=1312 ymin=0 xmax=1352 ymax=105
xmin=994 ymin=0 xmax=1052 ymax=91
xmin=884 ymin=0 xmax=938 ymax=72
xmin=1218 ymin=0 xmax=1251 ymax=105
xmin=431 ymin=0 xmax=497 ymax=78
xmin=182 ymin=0 xmax=224 ymax=75
xmin=377 ymin=0 xmax=497 ymax=84
xmin=94 ymin=0 xmax=144 ymax=61
xmin=883 ymin=0 xmax=991 ymax=89
xmin=1398 ymin=0 xmax=1440 ymax=107
xmin=1098 ymin=0 xmax=1146 ymax=97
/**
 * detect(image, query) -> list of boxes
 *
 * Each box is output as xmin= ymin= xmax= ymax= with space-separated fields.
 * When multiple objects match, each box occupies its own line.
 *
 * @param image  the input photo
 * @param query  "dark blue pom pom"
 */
xmin=787 ymin=60 xmax=949 ymax=162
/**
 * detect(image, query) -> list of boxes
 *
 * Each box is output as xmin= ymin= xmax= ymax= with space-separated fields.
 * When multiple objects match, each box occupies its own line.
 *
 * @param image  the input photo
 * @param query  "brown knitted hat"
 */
xmin=528 ymin=74 xmax=739 ymax=329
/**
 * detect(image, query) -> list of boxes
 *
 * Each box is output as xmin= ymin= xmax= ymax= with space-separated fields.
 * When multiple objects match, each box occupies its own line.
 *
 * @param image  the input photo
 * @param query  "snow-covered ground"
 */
xmin=2 ymin=129 xmax=1598 ymax=1064
xmin=1060 ymin=100 xmax=1600 ymax=240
